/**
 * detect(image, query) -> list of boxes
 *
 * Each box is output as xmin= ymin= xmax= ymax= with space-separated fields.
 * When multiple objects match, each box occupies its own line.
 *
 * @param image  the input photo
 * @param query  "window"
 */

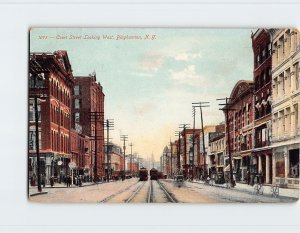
xmin=262 ymin=49 xmax=266 ymax=60
xmin=74 ymin=85 xmax=80 ymax=95
xmin=262 ymin=128 xmax=266 ymax=143
xmin=29 ymin=128 xmax=41 ymax=150
xmin=268 ymin=43 xmax=272 ymax=57
xmin=266 ymin=67 xmax=271 ymax=83
xmin=75 ymin=112 xmax=80 ymax=123
xmin=295 ymin=62 xmax=299 ymax=90
xmin=29 ymin=100 xmax=41 ymax=122
xmin=74 ymin=99 xmax=80 ymax=109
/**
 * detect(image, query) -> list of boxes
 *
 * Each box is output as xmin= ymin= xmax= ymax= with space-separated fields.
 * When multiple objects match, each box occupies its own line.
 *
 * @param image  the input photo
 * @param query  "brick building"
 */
xmin=106 ymin=143 xmax=124 ymax=178
xmin=70 ymin=129 xmax=91 ymax=179
xmin=72 ymin=74 xmax=105 ymax=180
xmin=29 ymin=51 xmax=74 ymax=184
xmin=251 ymin=29 xmax=273 ymax=184
xmin=225 ymin=80 xmax=254 ymax=181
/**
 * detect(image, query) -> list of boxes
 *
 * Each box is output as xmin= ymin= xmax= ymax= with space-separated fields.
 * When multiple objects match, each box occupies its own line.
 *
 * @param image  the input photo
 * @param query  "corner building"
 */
xmin=270 ymin=29 xmax=300 ymax=187
xmin=29 ymin=51 xmax=74 ymax=183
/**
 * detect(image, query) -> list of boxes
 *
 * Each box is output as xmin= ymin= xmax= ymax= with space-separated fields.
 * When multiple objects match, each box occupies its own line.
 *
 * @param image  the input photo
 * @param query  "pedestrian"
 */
xmin=246 ymin=170 xmax=250 ymax=185
xmin=41 ymin=174 xmax=45 ymax=188
xmin=233 ymin=174 xmax=236 ymax=187
xmin=50 ymin=176 xmax=54 ymax=187
xmin=66 ymin=175 xmax=70 ymax=187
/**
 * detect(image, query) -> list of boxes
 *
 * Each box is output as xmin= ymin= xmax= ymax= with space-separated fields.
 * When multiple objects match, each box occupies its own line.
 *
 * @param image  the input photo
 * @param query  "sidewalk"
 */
xmin=28 ymin=182 xmax=97 ymax=196
xmin=192 ymin=180 xmax=299 ymax=199
xmin=28 ymin=180 xmax=119 ymax=196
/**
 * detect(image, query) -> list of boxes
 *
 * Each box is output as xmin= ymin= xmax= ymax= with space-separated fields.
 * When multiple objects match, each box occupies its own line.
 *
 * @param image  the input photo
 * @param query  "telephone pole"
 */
xmin=88 ymin=111 xmax=104 ymax=183
xmin=191 ymin=106 xmax=196 ymax=180
xmin=179 ymin=124 xmax=190 ymax=179
xmin=169 ymin=137 xmax=173 ymax=178
xmin=120 ymin=135 xmax=128 ymax=180
xmin=129 ymin=142 xmax=134 ymax=175
xmin=217 ymin=97 xmax=235 ymax=188
xmin=104 ymin=119 xmax=114 ymax=181
xmin=193 ymin=102 xmax=210 ymax=179
xmin=175 ymin=131 xmax=181 ymax=175
xmin=29 ymin=55 xmax=48 ymax=193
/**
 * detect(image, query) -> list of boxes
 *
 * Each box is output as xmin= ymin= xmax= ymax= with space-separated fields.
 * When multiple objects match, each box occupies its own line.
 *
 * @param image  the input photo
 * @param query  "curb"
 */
xmin=191 ymin=181 xmax=299 ymax=199
xmin=30 ymin=191 xmax=48 ymax=197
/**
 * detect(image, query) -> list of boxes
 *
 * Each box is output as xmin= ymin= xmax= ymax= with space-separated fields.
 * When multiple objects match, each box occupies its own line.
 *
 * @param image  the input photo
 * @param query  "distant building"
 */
xmin=208 ymin=125 xmax=226 ymax=175
xmin=105 ymin=143 xmax=124 ymax=177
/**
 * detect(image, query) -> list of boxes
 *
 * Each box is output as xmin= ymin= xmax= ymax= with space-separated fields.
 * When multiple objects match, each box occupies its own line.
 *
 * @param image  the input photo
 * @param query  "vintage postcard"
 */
xmin=28 ymin=28 xmax=299 ymax=203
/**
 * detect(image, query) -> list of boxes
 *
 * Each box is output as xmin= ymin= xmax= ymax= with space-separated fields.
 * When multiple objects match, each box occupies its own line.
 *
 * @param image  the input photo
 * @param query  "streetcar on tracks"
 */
xmin=150 ymin=168 xmax=158 ymax=180
xmin=138 ymin=167 xmax=148 ymax=181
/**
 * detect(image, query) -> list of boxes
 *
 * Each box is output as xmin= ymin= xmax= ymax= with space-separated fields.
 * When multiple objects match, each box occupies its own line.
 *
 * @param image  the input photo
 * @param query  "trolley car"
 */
xmin=138 ymin=167 xmax=148 ymax=181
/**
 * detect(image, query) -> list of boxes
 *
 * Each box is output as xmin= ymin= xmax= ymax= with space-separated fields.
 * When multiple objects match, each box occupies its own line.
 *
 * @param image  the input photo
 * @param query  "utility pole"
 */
xmin=191 ymin=106 xmax=196 ymax=180
xmin=179 ymin=124 xmax=190 ymax=179
xmin=29 ymin=57 xmax=47 ymax=193
xmin=120 ymin=135 xmax=128 ymax=180
xmin=217 ymin=98 xmax=234 ymax=188
xmin=104 ymin=119 xmax=114 ymax=181
xmin=88 ymin=111 xmax=104 ymax=183
xmin=129 ymin=143 xmax=134 ymax=175
xmin=170 ymin=137 xmax=173 ymax=178
xmin=193 ymin=102 xmax=210 ymax=179
xmin=175 ymin=131 xmax=181 ymax=175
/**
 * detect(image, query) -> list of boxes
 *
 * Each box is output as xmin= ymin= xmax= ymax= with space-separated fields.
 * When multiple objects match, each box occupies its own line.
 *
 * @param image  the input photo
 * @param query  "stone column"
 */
xmin=266 ymin=154 xmax=270 ymax=184
xmin=258 ymin=155 xmax=262 ymax=173
xmin=272 ymin=152 xmax=276 ymax=183
xmin=284 ymin=149 xmax=289 ymax=183
xmin=291 ymin=66 xmax=296 ymax=92
xmin=290 ymin=31 xmax=295 ymax=53
xmin=290 ymin=105 xmax=296 ymax=136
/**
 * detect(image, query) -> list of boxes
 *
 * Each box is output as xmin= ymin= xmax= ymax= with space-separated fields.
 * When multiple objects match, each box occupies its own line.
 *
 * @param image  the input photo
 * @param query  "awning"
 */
xmin=233 ymin=156 xmax=242 ymax=160
xmin=241 ymin=152 xmax=252 ymax=157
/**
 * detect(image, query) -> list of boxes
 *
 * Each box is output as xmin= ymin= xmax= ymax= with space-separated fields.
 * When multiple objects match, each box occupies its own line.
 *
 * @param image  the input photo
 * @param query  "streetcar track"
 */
xmin=157 ymin=180 xmax=178 ymax=203
xmin=125 ymin=181 xmax=146 ymax=203
xmin=98 ymin=180 xmax=139 ymax=203
xmin=147 ymin=180 xmax=153 ymax=203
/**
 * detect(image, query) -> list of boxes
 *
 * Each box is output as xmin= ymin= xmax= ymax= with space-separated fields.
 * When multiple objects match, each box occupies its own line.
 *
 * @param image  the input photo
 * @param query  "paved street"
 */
xmin=29 ymin=178 xmax=299 ymax=203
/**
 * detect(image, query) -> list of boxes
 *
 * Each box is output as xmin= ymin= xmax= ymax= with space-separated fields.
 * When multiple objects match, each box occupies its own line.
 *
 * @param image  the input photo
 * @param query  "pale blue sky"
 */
xmin=30 ymin=28 xmax=254 ymax=160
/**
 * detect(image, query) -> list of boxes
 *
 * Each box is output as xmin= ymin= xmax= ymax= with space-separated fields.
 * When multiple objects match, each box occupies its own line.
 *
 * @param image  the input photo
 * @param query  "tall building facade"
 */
xmin=270 ymin=29 xmax=300 ymax=187
xmin=251 ymin=29 xmax=273 ymax=184
xmin=225 ymin=80 xmax=254 ymax=181
xmin=29 ymin=51 xmax=74 ymax=183
xmin=72 ymin=74 xmax=105 ymax=179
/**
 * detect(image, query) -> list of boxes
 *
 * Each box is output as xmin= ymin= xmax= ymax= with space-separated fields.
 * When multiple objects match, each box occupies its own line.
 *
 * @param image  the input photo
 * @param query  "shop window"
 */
xmin=275 ymin=153 xmax=285 ymax=177
xmin=289 ymin=149 xmax=299 ymax=178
